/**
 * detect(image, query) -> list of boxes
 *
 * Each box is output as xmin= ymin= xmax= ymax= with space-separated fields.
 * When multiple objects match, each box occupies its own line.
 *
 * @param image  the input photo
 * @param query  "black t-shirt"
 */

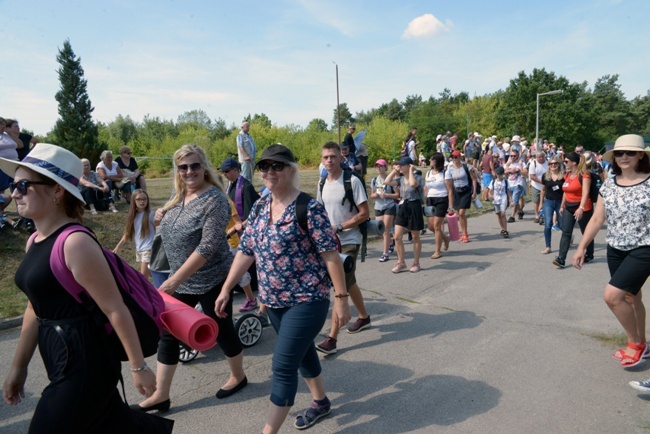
xmin=541 ymin=173 xmax=564 ymax=201
xmin=342 ymin=133 xmax=356 ymax=154
xmin=227 ymin=176 xmax=260 ymax=219
xmin=17 ymin=133 xmax=33 ymax=161
xmin=115 ymin=156 xmax=138 ymax=172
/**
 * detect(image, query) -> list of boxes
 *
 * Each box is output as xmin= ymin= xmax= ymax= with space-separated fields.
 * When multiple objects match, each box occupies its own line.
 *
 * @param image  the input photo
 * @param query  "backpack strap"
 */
xmin=50 ymin=224 xmax=97 ymax=304
xmin=295 ymin=191 xmax=311 ymax=233
xmin=342 ymin=170 xmax=359 ymax=213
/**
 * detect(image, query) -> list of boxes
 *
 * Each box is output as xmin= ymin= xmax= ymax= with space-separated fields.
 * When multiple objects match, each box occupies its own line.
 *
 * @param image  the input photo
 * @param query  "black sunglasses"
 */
xmin=9 ymin=180 xmax=53 ymax=195
xmin=258 ymin=161 xmax=286 ymax=173
xmin=613 ymin=150 xmax=638 ymax=158
xmin=177 ymin=162 xmax=202 ymax=172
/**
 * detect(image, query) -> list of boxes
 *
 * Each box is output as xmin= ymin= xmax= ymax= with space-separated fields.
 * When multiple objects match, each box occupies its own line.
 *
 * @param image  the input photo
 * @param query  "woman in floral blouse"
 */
xmin=216 ymin=144 xmax=350 ymax=433
xmin=573 ymin=134 xmax=650 ymax=370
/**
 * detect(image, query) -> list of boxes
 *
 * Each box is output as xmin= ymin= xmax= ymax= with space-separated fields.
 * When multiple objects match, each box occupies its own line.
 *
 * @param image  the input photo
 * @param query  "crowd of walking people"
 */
xmin=1 ymin=118 xmax=648 ymax=432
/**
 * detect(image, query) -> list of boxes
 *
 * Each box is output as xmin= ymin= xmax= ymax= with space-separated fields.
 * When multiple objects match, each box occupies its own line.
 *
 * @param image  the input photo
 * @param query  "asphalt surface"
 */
xmin=1 ymin=208 xmax=649 ymax=433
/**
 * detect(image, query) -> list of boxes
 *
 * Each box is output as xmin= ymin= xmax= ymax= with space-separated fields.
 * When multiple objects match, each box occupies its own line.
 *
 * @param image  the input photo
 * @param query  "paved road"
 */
xmin=1 ymin=209 xmax=649 ymax=433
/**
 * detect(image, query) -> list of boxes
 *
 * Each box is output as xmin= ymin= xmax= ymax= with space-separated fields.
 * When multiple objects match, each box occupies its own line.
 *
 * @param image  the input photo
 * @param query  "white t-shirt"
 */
xmin=425 ymin=170 xmax=448 ymax=198
xmin=97 ymin=161 xmax=119 ymax=177
xmin=528 ymin=160 xmax=548 ymax=191
xmin=0 ymin=133 xmax=18 ymax=161
xmin=134 ymin=211 xmax=156 ymax=252
xmin=317 ymin=172 xmax=367 ymax=245
xmin=444 ymin=164 xmax=471 ymax=188
xmin=407 ymin=140 xmax=417 ymax=161
xmin=489 ymin=178 xmax=508 ymax=205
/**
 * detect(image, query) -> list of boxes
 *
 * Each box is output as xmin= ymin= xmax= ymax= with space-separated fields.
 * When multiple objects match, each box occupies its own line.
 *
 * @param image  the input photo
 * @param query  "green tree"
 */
xmin=244 ymin=113 xmax=272 ymax=128
xmin=631 ymin=91 xmax=650 ymax=135
xmin=52 ymin=39 xmax=101 ymax=161
xmin=107 ymin=114 xmax=138 ymax=147
xmin=307 ymin=118 xmax=329 ymax=131
xmin=332 ymin=103 xmax=354 ymax=129
xmin=177 ymin=109 xmax=213 ymax=130
xmin=591 ymin=74 xmax=634 ymax=143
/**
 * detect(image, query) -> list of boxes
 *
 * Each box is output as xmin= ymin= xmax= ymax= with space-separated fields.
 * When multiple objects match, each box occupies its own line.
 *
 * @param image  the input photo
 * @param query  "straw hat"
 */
xmin=602 ymin=134 xmax=650 ymax=162
xmin=0 ymin=143 xmax=85 ymax=203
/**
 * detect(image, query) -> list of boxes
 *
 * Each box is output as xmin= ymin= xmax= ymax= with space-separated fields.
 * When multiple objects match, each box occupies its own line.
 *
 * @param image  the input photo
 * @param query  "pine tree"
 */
xmin=53 ymin=39 xmax=102 ymax=162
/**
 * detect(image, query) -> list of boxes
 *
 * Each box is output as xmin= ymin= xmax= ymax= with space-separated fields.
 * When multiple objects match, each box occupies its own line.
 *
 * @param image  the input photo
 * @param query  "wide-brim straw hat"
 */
xmin=603 ymin=134 xmax=650 ymax=162
xmin=0 ymin=143 xmax=85 ymax=204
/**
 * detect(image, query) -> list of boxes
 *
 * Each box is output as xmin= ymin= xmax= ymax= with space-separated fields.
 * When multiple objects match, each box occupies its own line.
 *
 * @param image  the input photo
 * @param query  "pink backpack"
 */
xmin=29 ymin=224 xmax=164 ymax=361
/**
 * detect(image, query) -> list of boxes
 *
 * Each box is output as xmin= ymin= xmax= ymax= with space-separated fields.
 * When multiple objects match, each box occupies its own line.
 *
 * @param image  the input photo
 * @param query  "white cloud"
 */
xmin=402 ymin=14 xmax=452 ymax=40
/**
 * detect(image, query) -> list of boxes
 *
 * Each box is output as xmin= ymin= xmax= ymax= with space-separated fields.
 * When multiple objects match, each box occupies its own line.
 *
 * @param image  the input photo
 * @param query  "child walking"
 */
xmin=113 ymin=189 xmax=155 ymax=278
xmin=488 ymin=166 xmax=512 ymax=238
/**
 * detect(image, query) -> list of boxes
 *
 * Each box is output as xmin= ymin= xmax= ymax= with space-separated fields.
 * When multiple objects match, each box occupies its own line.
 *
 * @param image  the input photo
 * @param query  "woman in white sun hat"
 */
xmin=572 ymin=134 xmax=650 ymax=370
xmin=0 ymin=144 xmax=172 ymax=433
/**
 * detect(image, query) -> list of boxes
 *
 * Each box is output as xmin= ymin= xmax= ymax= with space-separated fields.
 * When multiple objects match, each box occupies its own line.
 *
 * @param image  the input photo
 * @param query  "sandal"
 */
xmin=392 ymin=262 xmax=408 ymax=274
xmin=430 ymin=252 xmax=442 ymax=259
xmin=294 ymin=401 xmax=331 ymax=430
xmin=443 ymin=236 xmax=450 ymax=251
xmin=620 ymin=342 xmax=646 ymax=368
xmin=409 ymin=263 xmax=421 ymax=273
xmin=613 ymin=342 xmax=650 ymax=361
xmin=502 ymin=231 xmax=509 ymax=239
xmin=541 ymin=247 xmax=551 ymax=255
xmin=460 ymin=233 xmax=469 ymax=243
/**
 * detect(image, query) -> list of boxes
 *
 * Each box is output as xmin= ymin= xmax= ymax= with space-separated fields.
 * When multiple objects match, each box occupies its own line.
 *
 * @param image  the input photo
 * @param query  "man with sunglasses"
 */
xmin=237 ymin=122 xmax=256 ymax=183
xmin=316 ymin=141 xmax=371 ymax=355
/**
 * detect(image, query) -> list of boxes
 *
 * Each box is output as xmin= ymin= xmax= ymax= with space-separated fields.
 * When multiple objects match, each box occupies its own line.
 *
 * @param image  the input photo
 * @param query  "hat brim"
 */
xmin=0 ymin=157 xmax=86 ymax=204
xmin=602 ymin=148 xmax=650 ymax=162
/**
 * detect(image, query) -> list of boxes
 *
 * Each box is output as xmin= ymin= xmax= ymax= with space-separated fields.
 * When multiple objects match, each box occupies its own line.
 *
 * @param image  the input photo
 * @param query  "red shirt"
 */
xmin=563 ymin=173 xmax=592 ymax=211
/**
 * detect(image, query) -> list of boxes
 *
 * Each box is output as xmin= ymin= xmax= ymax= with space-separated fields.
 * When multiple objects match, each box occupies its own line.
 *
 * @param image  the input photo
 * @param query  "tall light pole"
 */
xmin=536 ymin=90 xmax=563 ymax=146
xmin=333 ymin=61 xmax=341 ymax=144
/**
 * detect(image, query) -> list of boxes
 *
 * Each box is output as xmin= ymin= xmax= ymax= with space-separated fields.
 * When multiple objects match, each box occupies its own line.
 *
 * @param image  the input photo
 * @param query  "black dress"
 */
xmin=15 ymin=223 xmax=173 ymax=434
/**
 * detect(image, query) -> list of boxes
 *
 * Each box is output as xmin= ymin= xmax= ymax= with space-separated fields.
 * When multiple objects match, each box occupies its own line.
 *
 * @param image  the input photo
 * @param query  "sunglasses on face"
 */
xmin=177 ymin=162 xmax=202 ymax=173
xmin=451 ymin=156 xmax=459 ymax=159
xmin=9 ymin=180 xmax=53 ymax=195
xmin=258 ymin=161 xmax=286 ymax=173
xmin=614 ymin=150 xmax=638 ymax=158
xmin=549 ymin=162 xmax=559 ymax=166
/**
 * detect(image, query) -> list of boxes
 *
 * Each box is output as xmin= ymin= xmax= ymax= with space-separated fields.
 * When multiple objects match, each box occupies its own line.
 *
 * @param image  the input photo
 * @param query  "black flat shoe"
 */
xmin=129 ymin=399 xmax=171 ymax=413
xmin=216 ymin=376 xmax=248 ymax=399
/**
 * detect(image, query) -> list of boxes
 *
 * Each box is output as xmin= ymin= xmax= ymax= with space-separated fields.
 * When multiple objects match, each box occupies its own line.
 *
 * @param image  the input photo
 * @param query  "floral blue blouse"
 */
xmin=239 ymin=195 xmax=338 ymax=308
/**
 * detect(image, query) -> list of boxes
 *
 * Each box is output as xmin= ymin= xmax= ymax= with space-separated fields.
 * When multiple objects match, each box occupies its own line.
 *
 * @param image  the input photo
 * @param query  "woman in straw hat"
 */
xmin=572 ymin=134 xmax=650 ymax=370
xmin=0 ymin=144 xmax=172 ymax=432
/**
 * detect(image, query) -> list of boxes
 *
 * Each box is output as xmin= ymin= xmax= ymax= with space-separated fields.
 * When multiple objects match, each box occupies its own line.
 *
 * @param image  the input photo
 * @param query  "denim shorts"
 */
xmin=509 ymin=185 xmax=524 ymax=204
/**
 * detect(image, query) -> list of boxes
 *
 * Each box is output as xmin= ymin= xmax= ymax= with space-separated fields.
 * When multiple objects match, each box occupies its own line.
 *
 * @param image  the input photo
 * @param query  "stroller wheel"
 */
xmin=235 ymin=313 xmax=263 ymax=347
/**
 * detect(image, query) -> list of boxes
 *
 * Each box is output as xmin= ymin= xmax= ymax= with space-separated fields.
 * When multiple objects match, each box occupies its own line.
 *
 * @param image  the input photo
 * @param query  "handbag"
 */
xmin=149 ymin=230 xmax=170 ymax=272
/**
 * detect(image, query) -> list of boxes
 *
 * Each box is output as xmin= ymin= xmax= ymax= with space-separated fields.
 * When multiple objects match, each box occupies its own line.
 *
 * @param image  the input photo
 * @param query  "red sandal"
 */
xmin=613 ymin=342 xmax=650 ymax=361
xmin=619 ymin=342 xmax=647 ymax=368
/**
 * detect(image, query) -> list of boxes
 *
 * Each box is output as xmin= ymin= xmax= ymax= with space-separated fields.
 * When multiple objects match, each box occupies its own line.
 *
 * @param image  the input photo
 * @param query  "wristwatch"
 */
xmin=336 ymin=224 xmax=344 ymax=233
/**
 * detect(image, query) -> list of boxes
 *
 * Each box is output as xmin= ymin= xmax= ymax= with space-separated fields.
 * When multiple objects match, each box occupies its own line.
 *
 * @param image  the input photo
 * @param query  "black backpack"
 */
xmin=579 ymin=172 xmax=601 ymax=204
xmin=319 ymin=168 xmax=367 ymax=213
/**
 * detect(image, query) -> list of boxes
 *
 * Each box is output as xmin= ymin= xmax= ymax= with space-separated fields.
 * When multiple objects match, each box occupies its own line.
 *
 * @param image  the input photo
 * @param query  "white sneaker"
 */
xmin=629 ymin=379 xmax=650 ymax=393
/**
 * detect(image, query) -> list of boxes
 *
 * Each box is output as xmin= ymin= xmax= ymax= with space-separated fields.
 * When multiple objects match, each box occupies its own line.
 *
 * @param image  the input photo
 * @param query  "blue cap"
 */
xmin=398 ymin=156 xmax=413 ymax=166
xmin=220 ymin=157 xmax=240 ymax=171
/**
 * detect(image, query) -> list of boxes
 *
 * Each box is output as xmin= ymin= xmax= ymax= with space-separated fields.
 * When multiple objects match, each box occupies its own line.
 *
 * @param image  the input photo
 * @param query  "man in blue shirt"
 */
xmin=237 ymin=122 xmax=256 ymax=183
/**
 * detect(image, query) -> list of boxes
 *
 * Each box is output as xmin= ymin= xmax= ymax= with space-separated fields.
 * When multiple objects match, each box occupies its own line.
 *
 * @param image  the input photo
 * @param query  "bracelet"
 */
xmin=131 ymin=362 xmax=148 ymax=372
xmin=334 ymin=294 xmax=349 ymax=298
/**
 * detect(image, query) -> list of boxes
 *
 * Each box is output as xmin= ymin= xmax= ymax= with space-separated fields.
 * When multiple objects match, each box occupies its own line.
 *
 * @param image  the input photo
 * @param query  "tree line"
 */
xmin=48 ymin=40 xmax=649 ymax=174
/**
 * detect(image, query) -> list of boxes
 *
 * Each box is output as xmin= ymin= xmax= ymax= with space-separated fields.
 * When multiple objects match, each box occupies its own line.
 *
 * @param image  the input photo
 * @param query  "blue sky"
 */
xmin=1 ymin=0 xmax=648 ymax=136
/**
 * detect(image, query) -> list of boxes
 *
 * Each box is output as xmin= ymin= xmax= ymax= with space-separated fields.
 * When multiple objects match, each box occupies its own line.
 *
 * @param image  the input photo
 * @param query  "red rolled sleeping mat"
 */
xmin=159 ymin=292 xmax=219 ymax=352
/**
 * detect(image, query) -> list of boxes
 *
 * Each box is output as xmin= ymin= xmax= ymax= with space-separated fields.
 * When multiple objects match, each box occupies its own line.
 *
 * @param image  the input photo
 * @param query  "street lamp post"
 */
xmin=536 ymin=90 xmax=563 ymax=146
xmin=333 ymin=61 xmax=341 ymax=144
